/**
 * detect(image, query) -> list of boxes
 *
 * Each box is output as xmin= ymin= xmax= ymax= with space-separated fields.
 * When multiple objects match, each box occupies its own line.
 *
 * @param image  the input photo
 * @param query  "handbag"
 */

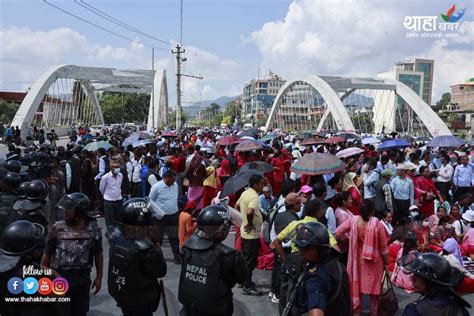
xmin=378 ymin=272 xmax=399 ymax=316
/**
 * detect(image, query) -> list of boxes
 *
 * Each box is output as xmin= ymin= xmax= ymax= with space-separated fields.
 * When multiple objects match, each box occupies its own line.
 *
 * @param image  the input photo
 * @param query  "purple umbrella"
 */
xmin=426 ymin=135 xmax=464 ymax=148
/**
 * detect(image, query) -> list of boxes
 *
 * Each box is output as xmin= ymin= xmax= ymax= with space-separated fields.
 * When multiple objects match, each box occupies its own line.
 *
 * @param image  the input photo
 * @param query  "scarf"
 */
xmin=444 ymin=237 xmax=464 ymax=267
xmin=362 ymin=216 xmax=379 ymax=261
xmin=348 ymin=215 xmax=361 ymax=312
xmin=343 ymin=172 xmax=360 ymax=195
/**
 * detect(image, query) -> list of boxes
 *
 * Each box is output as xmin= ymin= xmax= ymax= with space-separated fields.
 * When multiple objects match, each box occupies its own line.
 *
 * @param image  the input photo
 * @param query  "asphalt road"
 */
xmin=1 ymin=140 xmax=473 ymax=315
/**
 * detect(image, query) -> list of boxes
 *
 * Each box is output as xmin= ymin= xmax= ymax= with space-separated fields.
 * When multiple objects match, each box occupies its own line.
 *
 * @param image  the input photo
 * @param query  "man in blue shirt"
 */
xmin=390 ymin=164 xmax=414 ymax=225
xmin=453 ymin=156 xmax=473 ymax=202
xmin=259 ymin=186 xmax=275 ymax=216
xmin=149 ymin=169 xmax=180 ymax=263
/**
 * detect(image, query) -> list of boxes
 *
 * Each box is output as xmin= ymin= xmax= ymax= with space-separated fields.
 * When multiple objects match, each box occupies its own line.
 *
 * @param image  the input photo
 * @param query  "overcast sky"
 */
xmin=1 ymin=0 xmax=473 ymax=105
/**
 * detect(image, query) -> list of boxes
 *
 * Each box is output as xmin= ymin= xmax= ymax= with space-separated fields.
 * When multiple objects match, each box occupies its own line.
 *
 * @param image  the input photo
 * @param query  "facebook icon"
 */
xmin=7 ymin=277 xmax=23 ymax=294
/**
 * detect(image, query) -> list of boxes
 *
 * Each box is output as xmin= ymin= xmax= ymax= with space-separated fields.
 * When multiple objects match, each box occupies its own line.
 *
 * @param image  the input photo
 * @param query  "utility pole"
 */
xmin=151 ymin=47 xmax=155 ymax=131
xmin=172 ymin=44 xmax=203 ymax=132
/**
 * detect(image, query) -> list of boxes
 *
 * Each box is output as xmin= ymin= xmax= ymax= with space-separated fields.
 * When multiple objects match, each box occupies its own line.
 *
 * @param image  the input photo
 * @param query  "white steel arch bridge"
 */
xmin=11 ymin=65 xmax=168 ymax=136
xmin=264 ymin=74 xmax=452 ymax=136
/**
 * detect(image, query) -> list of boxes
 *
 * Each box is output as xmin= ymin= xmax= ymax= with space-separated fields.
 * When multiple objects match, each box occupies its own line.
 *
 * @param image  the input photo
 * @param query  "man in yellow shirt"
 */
xmin=235 ymin=174 xmax=265 ymax=295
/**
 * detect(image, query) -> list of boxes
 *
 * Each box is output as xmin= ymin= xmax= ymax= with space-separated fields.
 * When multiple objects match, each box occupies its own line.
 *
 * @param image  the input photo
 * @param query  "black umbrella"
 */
xmin=297 ymin=131 xmax=313 ymax=140
xmin=220 ymin=170 xmax=263 ymax=198
xmin=238 ymin=128 xmax=260 ymax=138
xmin=240 ymin=161 xmax=274 ymax=173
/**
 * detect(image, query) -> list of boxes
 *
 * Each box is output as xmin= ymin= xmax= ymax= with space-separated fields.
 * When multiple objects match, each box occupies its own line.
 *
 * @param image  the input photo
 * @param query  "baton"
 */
xmin=159 ymin=279 xmax=169 ymax=316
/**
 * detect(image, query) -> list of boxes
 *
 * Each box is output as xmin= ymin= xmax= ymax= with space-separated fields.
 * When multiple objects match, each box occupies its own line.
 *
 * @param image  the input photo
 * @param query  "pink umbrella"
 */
xmin=335 ymin=147 xmax=365 ymax=159
xmin=301 ymin=137 xmax=325 ymax=146
xmin=218 ymin=135 xmax=241 ymax=146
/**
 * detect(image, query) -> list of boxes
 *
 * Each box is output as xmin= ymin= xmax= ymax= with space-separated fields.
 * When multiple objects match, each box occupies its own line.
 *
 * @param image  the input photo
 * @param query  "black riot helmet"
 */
xmin=1 ymin=220 xmax=45 ymax=256
xmin=55 ymin=193 xmax=91 ymax=218
xmin=121 ymin=198 xmax=164 ymax=226
xmin=4 ymin=172 xmax=21 ymax=190
xmin=398 ymin=252 xmax=451 ymax=287
xmin=25 ymin=180 xmax=49 ymax=201
xmin=16 ymin=181 xmax=30 ymax=199
xmin=5 ymin=160 xmax=21 ymax=173
xmin=290 ymin=221 xmax=330 ymax=249
xmin=196 ymin=205 xmax=230 ymax=242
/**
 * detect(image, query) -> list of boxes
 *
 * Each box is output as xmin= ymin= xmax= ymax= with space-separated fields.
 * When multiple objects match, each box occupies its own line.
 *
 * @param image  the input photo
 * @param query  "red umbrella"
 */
xmin=325 ymin=136 xmax=345 ymax=144
xmin=301 ymin=137 xmax=325 ymax=146
xmin=235 ymin=140 xmax=263 ymax=152
xmin=218 ymin=135 xmax=241 ymax=146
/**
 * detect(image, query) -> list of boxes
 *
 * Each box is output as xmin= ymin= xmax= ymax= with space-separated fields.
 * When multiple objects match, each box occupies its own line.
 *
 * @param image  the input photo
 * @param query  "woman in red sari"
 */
xmin=271 ymin=149 xmax=284 ymax=197
xmin=415 ymin=166 xmax=443 ymax=217
xmin=343 ymin=172 xmax=362 ymax=215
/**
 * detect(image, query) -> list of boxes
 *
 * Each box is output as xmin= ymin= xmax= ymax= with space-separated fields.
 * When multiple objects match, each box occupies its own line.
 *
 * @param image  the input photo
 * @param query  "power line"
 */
xmin=43 ymin=0 xmax=169 ymax=50
xmin=76 ymin=0 xmax=173 ymax=47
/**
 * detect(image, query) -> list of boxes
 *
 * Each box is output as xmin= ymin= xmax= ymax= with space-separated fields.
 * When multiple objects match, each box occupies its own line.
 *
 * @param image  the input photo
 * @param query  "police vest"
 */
xmin=108 ymin=236 xmax=159 ymax=307
xmin=178 ymin=244 xmax=231 ymax=314
xmin=410 ymin=295 xmax=469 ymax=316
xmin=50 ymin=220 xmax=97 ymax=271
xmin=0 ymin=192 xmax=16 ymax=234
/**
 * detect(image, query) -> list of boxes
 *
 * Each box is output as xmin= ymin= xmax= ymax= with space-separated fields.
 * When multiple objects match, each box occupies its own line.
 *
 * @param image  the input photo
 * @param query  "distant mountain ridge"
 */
xmin=182 ymin=96 xmax=238 ymax=117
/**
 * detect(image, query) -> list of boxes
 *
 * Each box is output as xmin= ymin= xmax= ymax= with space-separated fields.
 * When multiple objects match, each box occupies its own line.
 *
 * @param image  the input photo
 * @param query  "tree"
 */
xmin=223 ymin=101 xmax=241 ymax=124
xmin=98 ymin=92 xmax=150 ymax=124
xmin=0 ymin=99 xmax=20 ymax=124
xmin=170 ymin=110 xmax=187 ymax=127
xmin=221 ymin=116 xmax=231 ymax=126
xmin=436 ymin=92 xmax=451 ymax=108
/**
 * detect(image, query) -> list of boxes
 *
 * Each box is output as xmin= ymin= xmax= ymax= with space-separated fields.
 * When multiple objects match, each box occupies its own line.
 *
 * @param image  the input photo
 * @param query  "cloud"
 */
xmin=249 ymin=0 xmax=474 ymax=101
xmin=0 ymin=27 xmax=242 ymax=105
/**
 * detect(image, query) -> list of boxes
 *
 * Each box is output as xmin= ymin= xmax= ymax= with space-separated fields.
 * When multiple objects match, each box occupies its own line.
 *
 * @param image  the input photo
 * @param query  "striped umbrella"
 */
xmin=426 ymin=135 xmax=464 ymax=148
xmin=301 ymin=137 xmax=325 ymax=146
xmin=290 ymin=153 xmax=345 ymax=175
xmin=235 ymin=140 xmax=263 ymax=152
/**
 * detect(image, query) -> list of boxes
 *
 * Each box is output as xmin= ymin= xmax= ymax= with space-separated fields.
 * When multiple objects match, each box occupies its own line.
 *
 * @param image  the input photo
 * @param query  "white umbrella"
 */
xmin=361 ymin=137 xmax=381 ymax=145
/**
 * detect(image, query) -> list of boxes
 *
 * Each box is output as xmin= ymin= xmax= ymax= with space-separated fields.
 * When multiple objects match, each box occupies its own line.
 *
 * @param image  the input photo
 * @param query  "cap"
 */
xmin=381 ymin=169 xmax=393 ymax=178
xmin=404 ymin=162 xmax=417 ymax=171
xmin=298 ymin=185 xmax=313 ymax=194
xmin=462 ymin=210 xmax=474 ymax=223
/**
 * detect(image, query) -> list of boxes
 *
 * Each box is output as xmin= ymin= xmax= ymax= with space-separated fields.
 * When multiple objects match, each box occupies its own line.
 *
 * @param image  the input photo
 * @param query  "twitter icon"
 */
xmin=23 ymin=277 xmax=38 ymax=295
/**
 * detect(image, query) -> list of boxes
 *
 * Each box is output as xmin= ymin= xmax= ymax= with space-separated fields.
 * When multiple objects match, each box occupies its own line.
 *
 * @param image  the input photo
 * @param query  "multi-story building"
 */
xmin=450 ymin=80 xmax=474 ymax=112
xmin=395 ymin=58 xmax=434 ymax=105
xmin=242 ymin=71 xmax=285 ymax=120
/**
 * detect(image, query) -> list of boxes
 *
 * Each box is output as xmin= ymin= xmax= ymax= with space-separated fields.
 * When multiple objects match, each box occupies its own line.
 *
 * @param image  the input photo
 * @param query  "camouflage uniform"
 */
xmin=44 ymin=219 xmax=102 ymax=316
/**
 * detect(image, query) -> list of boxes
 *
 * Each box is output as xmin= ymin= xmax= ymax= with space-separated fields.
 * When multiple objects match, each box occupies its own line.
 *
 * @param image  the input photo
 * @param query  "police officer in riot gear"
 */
xmin=8 ymin=180 xmax=49 ymax=232
xmin=108 ymin=198 xmax=167 ymax=316
xmin=12 ymin=181 xmax=30 ymax=211
xmin=41 ymin=193 xmax=103 ymax=316
xmin=179 ymin=204 xmax=246 ymax=316
xmin=285 ymin=222 xmax=351 ymax=316
xmin=399 ymin=252 xmax=471 ymax=315
xmin=0 ymin=220 xmax=47 ymax=315
xmin=4 ymin=160 xmax=21 ymax=173
xmin=0 ymin=172 xmax=21 ymax=235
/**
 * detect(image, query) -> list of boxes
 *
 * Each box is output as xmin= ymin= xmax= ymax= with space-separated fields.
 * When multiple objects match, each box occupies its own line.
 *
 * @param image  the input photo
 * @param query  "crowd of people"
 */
xmin=0 ymin=125 xmax=473 ymax=316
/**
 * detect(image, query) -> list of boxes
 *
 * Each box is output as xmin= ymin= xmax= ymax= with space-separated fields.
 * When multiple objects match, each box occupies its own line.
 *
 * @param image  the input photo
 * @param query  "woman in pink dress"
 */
xmin=342 ymin=172 xmax=362 ymax=215
xmin=391 ymin=232 xmax=418 ymax=293
xmin=336 ymin=200 xmax=389 ymax=315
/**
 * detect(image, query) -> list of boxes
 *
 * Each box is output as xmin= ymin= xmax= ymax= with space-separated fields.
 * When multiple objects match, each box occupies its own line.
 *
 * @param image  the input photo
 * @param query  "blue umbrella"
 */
xmin=426 ymin=135 xmax=464 ymax=148
xmin=377 ymin=139 xmax=411 ymax=151
xmin=361 ymin=137 xmax=380 ymax=145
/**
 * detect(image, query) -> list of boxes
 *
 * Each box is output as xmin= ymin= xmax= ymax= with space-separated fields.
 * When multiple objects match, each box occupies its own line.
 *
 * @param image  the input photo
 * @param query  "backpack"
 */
xmin=262 ymin=202 xmax=286 ymax=244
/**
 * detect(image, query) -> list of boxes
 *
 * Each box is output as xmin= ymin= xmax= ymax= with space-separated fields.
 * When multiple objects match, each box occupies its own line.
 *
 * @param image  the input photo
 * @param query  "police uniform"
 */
xmin=297 ymin=258 xmax=351 ymax=315
xmin=179 ymin=234 xmax=246 ymax=316
xmin=44 ymin=219 xmax=102 ymax=316
xmin=0 ymin=189 xmax=17 ymax=235
xmin=108 ymin=232 xmax=167 ymax=315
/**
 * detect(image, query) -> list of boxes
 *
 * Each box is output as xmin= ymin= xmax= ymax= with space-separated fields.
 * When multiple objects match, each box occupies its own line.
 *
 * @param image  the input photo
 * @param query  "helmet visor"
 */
xmin=55 ymin=195 xmax=76 ymax=212
xmin=397 ymin=251 xmax=424 ymax=273
xmin=145 ymin=198 xmax=165 ymax=220
xmin=289 ymin=224 xmax=317 ymax=248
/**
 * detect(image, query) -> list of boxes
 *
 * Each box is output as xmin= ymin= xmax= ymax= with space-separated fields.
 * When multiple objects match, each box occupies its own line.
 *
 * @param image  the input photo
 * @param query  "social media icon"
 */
xmin=52 ymin=277 xmax=69 ymax=295
xmin=23 ymin=277 xmax=38 ymax=295
xmin=7 ymin=277 xmax=23 ymax=294
xmin=37 ymin=278 xmax=53 ymax=295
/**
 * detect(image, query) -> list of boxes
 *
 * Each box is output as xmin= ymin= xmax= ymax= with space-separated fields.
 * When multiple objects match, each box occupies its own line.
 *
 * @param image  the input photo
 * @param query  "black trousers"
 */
xmin=393 ymin=198 xmax=410 ymax=226
xmin=157 ymin=212 xmax=180 ymax=256
xmin=454 ymin=186 xmax=471 ymax=203
xmin=131 ymin=182 xmax=142 ymax=198
xmin=95 ymin=180 xmax=104 ymax=213
xmin=121 ymin=304 xmax=155 ymax=316
xmin=241 ymin=238 xmax=260 ymax=288
xmin=435 ymin=181 xmax=451 ymax=201
xmin=104 ymin=200 xmax=122 ymax=236
xmin=271 ymin=251 xmax=282 ymax=296
xmin=54 ymin=270 xmax=91 ymax=316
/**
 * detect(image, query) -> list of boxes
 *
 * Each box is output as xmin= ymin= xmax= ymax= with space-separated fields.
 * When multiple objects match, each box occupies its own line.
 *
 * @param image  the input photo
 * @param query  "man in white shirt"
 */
xmin=435 ymin=154 xmax=454 ymax=201
xmin=99 ymin=161 xmax=123 ymax=237
xmin=130 ymin=151 xmax=142 ymax=198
